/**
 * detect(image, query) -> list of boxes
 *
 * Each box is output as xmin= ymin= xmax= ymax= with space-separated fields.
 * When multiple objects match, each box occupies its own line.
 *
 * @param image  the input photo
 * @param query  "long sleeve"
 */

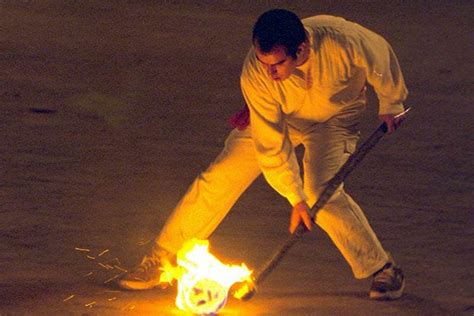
xmin=240 ymin=56 xmax=306 ymax=206
xmin=352 ymin=26 xmax=408 ymax=114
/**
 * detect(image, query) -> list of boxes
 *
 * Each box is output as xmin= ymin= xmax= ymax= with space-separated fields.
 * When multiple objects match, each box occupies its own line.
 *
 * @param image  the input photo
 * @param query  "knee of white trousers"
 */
xmin=314 ymin=192 xmax=389 ymax=279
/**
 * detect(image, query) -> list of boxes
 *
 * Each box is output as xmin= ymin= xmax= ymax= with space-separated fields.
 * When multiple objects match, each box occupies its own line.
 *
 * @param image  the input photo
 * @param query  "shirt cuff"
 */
xmin=379 ymin=102 xmax=405 ymax=115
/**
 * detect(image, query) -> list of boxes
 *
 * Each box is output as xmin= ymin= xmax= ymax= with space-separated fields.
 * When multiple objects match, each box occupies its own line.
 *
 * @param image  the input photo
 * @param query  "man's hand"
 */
xmin=378 ymin=112 xmax=406 ymax=134
xmin=229 ymin=104 xmax=250 ymax=131
xmin=289 ymin=201 xmax=313 ymax=234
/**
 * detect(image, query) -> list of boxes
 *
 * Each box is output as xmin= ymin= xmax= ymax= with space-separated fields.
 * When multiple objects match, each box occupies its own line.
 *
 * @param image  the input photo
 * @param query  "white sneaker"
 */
xmin=369 ymin=262 xmax=405 ymax=300
xmin=117 ymin=250 xmax=173 ymax=290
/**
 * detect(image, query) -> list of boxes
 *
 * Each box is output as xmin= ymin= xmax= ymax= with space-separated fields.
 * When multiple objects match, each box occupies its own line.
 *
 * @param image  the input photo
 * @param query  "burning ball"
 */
xmin=162 ymin=239 xmax=253 ymax=314
xmin=183 ymin=278 xmax=228 ymax=315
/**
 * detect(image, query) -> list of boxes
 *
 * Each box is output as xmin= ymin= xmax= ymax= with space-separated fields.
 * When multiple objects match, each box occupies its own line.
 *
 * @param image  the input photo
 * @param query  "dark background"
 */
xmin=1 ymin=1 xmax=473 ymax=314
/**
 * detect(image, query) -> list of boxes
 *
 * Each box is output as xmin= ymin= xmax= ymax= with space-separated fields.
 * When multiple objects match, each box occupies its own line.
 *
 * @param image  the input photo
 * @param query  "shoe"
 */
xmin=117 ymin=249 xmax=173 ymax=290
xmin=369 ymin=261 xmax=405 ymax=300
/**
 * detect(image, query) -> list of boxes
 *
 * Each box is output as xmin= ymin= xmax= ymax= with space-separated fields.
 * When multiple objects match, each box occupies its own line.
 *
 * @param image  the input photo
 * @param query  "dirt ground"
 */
xmin=1 ymin=1 xmax=473 ymax=315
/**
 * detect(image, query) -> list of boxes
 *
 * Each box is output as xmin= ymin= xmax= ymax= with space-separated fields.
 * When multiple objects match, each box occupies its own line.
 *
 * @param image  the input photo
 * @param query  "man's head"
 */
xmin=252 ymin=9 xmax=309 ymax=80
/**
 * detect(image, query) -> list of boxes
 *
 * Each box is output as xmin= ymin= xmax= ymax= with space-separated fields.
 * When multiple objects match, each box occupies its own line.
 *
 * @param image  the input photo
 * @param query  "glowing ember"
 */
xmin=160 ymin=239 xmax=252 ymax=314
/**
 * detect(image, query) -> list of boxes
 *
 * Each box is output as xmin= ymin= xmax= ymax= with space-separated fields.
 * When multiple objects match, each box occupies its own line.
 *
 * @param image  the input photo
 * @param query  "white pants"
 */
xmin=156 ymin=120 xmax=388 ymax=279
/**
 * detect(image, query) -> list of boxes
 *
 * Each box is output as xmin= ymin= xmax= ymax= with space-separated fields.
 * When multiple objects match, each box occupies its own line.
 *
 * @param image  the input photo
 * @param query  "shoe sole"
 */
xmin=117 ymin=279 xmax=166 ymax=291
xmin=369 ymin=279 xmax=405 ymax=300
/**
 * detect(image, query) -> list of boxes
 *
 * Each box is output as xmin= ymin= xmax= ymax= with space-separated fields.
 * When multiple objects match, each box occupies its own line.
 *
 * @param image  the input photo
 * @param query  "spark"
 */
xmin=75 ymin=247 xmax=90 ymax=252
xmin=63 ymin=295 xmax=75 ymax=302
xmin=108 ymin=297 xmax=117 ymax=301
xmin=104 ymin=274 xmax=123 ymax=284
xmin=86 ymin=255 xmax=96 ymax=260
xmin=84 ymin=271 xmax=94 ymax=277
xmin=137 ymin=239 xmax=151 ymax=246
xmin=98 ymin=262 xmax=111 ymax=270
xmin=85 ymin=301 xmax=96 ymax=308
xmin=123 ymin=304 xmax=136 ymax=311
xmin=113 ymin=265 xmax=128 ymax=272
xmin=98 ymin=249 xmax=110 ymax=257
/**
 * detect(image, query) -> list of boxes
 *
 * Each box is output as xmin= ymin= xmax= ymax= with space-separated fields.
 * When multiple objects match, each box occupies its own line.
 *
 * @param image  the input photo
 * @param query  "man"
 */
xmin=118 ymin=9 xmax=407 ymax=300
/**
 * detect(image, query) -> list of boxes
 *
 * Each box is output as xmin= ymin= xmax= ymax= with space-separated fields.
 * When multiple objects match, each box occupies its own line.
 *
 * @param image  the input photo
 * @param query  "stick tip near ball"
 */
xmin=230 ymin=280 xmax=257 ymax=301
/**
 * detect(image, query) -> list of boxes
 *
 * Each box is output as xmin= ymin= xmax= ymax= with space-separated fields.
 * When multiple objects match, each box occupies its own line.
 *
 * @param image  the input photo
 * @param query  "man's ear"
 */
xmin=296 ymin=41 xmax=309 ymax=60
xmin=297 ymin=41 xmax=309 ymax=55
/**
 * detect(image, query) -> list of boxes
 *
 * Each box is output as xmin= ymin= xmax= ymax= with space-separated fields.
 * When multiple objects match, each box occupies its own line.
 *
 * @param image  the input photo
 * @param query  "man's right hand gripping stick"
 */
xmin=231 ymin=108 xmax=411 ymax=301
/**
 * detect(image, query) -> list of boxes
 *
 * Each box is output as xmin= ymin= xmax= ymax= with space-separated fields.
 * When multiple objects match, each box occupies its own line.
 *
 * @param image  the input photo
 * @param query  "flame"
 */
xmin=160 ymin=239 xmax=252 ymax=314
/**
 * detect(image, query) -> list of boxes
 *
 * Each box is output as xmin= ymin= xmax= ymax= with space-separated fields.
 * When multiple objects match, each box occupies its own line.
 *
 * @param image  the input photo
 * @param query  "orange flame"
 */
xmin=160 ymin=239 xmax=252 ymax=314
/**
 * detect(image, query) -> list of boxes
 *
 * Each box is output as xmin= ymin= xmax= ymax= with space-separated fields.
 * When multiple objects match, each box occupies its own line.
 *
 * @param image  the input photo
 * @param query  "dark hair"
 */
xmin=252 ymin=9 xmax=306 ymax=59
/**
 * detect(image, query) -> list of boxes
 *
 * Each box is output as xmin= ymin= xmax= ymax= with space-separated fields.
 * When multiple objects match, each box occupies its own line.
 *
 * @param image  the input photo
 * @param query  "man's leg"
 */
xmin=301 ymin=122 xmax=399 ymax=286
xmin=118 ymin=128 xmax=261 ymax=290
xmin=156 ymin=127 xmax=261 ymax=254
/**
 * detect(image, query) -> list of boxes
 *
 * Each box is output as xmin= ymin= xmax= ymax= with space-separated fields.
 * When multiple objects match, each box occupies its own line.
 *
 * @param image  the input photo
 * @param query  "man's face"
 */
xmin=255 ymin=45 xmax=298 ymax=81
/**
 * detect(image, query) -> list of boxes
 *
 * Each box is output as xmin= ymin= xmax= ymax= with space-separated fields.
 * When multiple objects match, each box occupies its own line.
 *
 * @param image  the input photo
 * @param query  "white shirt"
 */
xmin=240 ymin=15 xmax=408 ymax=206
